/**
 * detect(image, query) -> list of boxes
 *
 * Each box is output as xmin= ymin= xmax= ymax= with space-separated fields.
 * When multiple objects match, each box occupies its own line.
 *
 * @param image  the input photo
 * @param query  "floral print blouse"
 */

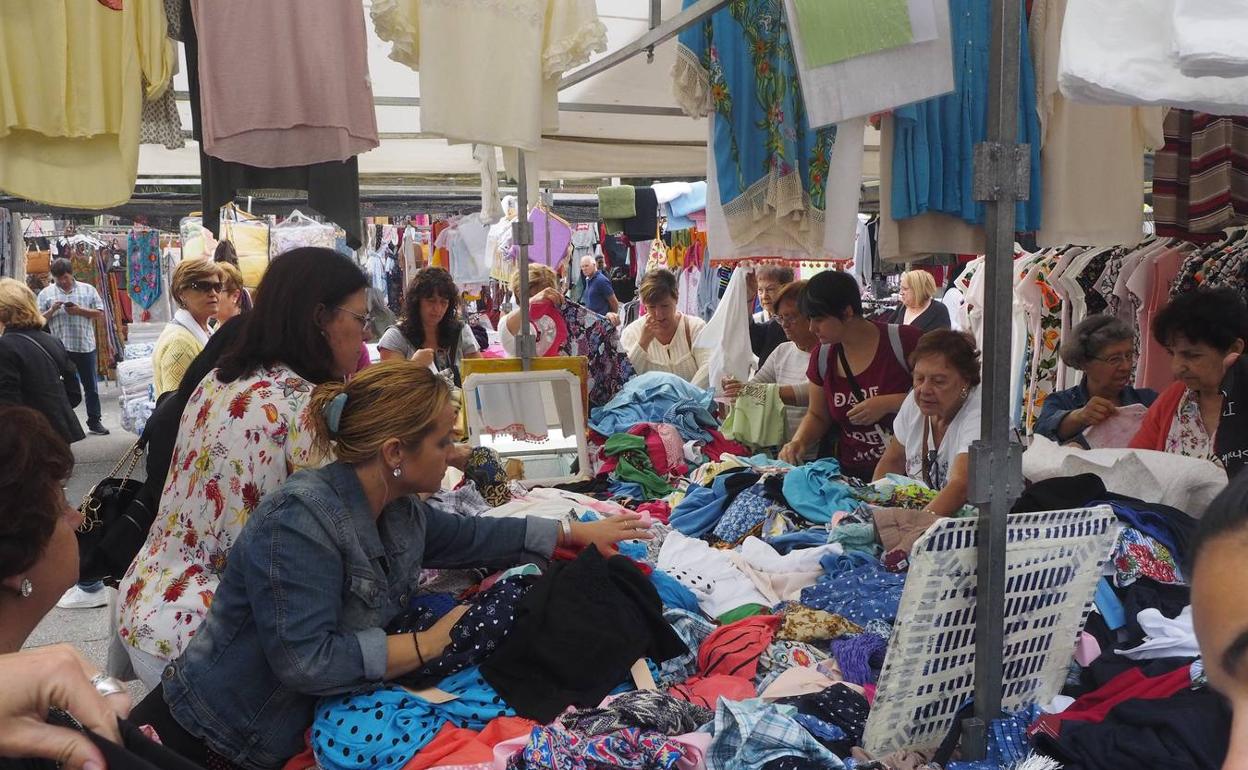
xmin=117 ymin=365 xmax=327 ymax=661
xmin=1165 ymin=388 xmax=1223 ymax=466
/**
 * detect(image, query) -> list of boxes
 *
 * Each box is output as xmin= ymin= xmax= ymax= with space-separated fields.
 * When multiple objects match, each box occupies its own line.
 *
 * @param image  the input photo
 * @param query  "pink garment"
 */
xmin=702 ymin=430 xmax=749 ymax=461
xmin=636 ymin=501 xmax=672 ymax=524
xmin=511 ymin=208 xmax=573 ymax=268
xmin=529 ymin=301 xmax=569 ymax=356
xmin=481 ymin=343 xmax=508 ymax=359
xmin=668 ymin=674 xmax=757 ymax=709
xmin=1138 ymin=248 xmax=1185 ymax=392
xmin=671 ymin=731 xmax=712 ymax=770
xmin=191 ymin=0 xmax=379 ymax=168
xmin=355 ymin=343 xmax=370 ymax=373
xmin=1082 ymin=403 xmax=1149 ymax=449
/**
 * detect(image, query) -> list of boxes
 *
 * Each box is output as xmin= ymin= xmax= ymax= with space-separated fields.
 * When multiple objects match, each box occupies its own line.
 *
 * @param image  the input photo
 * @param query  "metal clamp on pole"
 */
xmin=513 ymin=152 xmax=536 ymax=370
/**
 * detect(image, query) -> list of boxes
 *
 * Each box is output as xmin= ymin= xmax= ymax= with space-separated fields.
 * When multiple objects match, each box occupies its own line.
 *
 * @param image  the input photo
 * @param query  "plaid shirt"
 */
xmin=37 ymin=281 xmax=102 ymax=353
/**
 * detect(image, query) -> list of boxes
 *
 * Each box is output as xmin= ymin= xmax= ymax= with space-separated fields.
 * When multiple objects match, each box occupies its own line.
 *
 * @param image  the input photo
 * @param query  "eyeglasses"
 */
xmin=337 ymin=306 xmax=373 ymax=327
xmin=188 ymin=281 xmax=224 ymax=294
xmin=1092 ymin=352 xmax=1137 ymax=367
xmin=776 ymin=314 xmax=802 ymax=327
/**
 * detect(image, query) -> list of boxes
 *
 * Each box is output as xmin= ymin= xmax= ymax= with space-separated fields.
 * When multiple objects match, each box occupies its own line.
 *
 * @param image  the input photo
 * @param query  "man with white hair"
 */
xmin=579 ymin=254 xmax=619 ymax=322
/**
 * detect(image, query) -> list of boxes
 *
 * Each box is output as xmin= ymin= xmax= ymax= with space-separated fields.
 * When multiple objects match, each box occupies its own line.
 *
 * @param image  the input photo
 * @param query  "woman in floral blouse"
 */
xmin=117 ymin=247 xmax=371 ymax=688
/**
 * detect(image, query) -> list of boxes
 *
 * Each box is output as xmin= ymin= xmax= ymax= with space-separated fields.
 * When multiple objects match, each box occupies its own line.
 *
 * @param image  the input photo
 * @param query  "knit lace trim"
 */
xmin=671 ymin=45 xmax=711 ymax=119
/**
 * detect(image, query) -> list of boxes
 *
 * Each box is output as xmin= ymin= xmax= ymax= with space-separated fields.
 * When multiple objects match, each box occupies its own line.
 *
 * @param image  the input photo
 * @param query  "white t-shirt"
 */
xmin=893 ymin=385 xmax=982 ymax=490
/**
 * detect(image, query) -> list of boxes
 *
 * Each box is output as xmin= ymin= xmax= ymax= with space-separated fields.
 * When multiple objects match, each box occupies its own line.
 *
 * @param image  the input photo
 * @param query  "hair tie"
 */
xmin=324 ymin=392 xmax=349 ymax=435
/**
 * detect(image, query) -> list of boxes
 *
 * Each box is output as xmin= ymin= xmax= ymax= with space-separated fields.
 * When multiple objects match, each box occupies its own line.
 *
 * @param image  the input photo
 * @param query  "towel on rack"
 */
xmin=598 ymin=185 xmax=637 ymax=233
xmin=623 ymin=187 xmax=660 ymax=242
xmin=669 ymin=182 xmax=708 ymax=218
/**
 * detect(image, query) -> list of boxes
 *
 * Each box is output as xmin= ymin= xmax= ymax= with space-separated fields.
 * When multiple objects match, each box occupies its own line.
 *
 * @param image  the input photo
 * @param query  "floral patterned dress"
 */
xmin=117 ymin=365 xmax=327 ymax=661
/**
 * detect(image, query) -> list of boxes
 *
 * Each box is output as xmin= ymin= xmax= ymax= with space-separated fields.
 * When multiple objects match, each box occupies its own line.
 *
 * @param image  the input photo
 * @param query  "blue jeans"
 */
xmin=66 ymin=349 xmax=101 ymax=424
xmin=79 ymin=580 xmax=105 ymax=592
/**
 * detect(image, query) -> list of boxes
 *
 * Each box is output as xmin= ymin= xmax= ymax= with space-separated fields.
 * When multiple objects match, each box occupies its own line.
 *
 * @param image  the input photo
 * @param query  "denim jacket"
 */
xmin=162 ymin=461 xmax=557 ymax=769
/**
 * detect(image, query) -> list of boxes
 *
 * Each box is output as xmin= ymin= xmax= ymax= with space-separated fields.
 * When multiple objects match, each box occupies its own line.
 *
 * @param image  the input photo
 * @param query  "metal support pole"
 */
xmin=514 ymin=151 xmax=535 ymax=371
xmin=646 ymin=0 xmax=662 ymax=63
xmin=966 ymin=0 xmax=1029 ymax=755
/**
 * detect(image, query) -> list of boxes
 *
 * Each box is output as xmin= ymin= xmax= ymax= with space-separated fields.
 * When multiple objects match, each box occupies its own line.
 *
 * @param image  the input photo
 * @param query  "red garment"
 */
xmin=599 ymin=423 xmax=689 ymax=478
xmin=1028 ymin=664 xmax=1192 ymax=740
xmin=702 ymin=430 xmax=749 ymax=462
xmin=403 ymin=716 xmax=537 ymax=770
xmin=807 ymin=321 xmax=923 ymax=480
xmin=636 ymin=501 xmax=671 ymax=524
xmin=1129 ymin=381 xmax=1186 ymax=452
xmin=670 ymin=615 xmax=781 ymax=708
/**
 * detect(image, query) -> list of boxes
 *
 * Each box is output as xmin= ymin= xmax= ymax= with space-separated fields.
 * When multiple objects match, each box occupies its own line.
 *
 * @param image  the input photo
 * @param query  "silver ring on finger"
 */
xmin=90 ymin=673 xmax=127 ymax=698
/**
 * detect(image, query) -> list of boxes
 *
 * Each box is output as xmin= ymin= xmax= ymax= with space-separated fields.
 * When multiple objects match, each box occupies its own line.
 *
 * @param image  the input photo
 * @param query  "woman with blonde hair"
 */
xmin=620 ymin=268 xmax=710 ymax=385
xmin=499 ymin=262 xmax=564 ymax=355
xmin=891 ymin=270 xmax=951 ymax=333
xmin=0 ymin=278 xmax=84 ymax=443
xmin=127 ymin=360 xmax=651 ymax=767
xmin=214 ymin=260 xmax=247 ymax=327
xmin=152 ymin=259 xmax=222 ymax=396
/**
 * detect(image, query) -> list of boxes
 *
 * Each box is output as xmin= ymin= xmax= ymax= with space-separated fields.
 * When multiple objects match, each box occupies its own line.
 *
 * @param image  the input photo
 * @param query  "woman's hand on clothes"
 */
xmin=721 ymin=376 xmax=744 ymax=400
xmin=1073 ymin=396 xmax=1117 ymax=427
xmin=568 ymin=513 xmax=653 ymax=555
xmin=0 ymin=645 xmax=125 ymax=770
xmin=410 ymin=348 xmax=436 ymax=368
xmin=847 ymin=395 xmax=892 ymax=426
xmin=606 ymin=312 xmax=620 ymax=326
xmin=778 ymin=440 xmax=808 ymax=465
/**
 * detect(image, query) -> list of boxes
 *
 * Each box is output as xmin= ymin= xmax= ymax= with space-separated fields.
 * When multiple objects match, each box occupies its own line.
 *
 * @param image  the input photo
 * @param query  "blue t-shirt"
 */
xmin=582 ymin=270 xmax=616 ymax=315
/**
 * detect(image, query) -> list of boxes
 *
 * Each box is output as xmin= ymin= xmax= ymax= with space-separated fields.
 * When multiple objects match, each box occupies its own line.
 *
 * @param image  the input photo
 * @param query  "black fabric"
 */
xmin=1039 ymin=686 xmax=1230 ymax=769
xmin=719 ymin=468 xmax=763 ymax=510
xmin=0 ymin=707 xmax=207 ymax=770
xmin=889 ymin=300 xmax=952 ymax=333
xmin=180 ymin=0 xmax=362 ymax=248
xmin=1012 ymin=474 xmax=1108 ymax=513
xmin=778 ymin=684 xmax=871 ymax=758
xmin=130 ymin=686 xmax=215 ymax=766
xmin=0 ymin=329 xmax=85 ymax=444
xmin=1120 ymin=579 xmax=1191 ymax=646
xmin=622 ymin=187 xmax=659 ymax=242
xmin=480 ymin=546 xmax=687 ymax=723
xmin=1068 ymin=655 xmax=1195 ymax=699
xmin=750 ymin=318 xmax=788 ymax=365
xmin=553 ymin=476 xmax=613 ymax=495
xmin=1217 ymin=354 xmax=1248 ymax=479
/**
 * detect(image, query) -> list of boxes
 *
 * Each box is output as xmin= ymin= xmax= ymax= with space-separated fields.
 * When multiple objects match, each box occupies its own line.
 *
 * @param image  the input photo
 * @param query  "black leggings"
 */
xmin=129 ymin=686 xmax=241 ymax=770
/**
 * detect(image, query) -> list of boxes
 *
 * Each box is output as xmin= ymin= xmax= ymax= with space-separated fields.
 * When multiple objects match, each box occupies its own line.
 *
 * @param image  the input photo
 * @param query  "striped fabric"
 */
xmin=1154 ymin=109 xmax=1248 ymax=241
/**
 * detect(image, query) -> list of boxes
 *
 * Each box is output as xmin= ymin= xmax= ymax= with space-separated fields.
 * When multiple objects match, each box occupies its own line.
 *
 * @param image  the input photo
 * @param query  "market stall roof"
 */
xmin=137 ymin=0 xmax=880 ymax=187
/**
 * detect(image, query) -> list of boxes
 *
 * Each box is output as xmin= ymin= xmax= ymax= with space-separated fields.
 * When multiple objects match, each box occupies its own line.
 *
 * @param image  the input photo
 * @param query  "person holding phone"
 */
xmin=36 ymin=259 xmax=108 ymax=437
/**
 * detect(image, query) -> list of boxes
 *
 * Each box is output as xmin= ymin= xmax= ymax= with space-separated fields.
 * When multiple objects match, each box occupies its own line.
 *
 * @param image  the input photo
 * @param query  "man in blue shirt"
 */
xmin=579 ymin=255 xmax=619 ymax=322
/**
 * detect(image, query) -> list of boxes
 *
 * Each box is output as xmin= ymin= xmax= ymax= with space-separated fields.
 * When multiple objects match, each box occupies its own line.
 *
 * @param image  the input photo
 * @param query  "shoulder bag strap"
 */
xmin=16 ymin=332 xmax=58 ymax=371
xmin=887 ymin=324 xmax=909 ymax=372
xmin=921 ymin=417 xmax=936 ymax=489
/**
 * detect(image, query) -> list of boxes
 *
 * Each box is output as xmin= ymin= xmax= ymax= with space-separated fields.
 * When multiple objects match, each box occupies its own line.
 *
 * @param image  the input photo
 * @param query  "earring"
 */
xmin=19 ymin=578 xmax=32 ymax=598
xmin=392 ymin=467 xmax=402 ymax=478
xmin=961 ymin=388 xmax=969 ymax=399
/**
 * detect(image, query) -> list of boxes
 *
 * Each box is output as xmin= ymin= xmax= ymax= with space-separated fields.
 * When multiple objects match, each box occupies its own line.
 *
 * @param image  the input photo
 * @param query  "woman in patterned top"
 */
xmin=1130 ymin=288 xmax=1248 ymax=478
xmin=117 ymin=247 xmax=370 ymax=688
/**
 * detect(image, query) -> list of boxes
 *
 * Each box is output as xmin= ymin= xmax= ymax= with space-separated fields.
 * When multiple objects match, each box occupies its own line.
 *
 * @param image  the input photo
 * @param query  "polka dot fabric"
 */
xmin=311 ymin=667 xmax=514 ymax=770
xmin=396 ymin=576 xmax=534 ymax=689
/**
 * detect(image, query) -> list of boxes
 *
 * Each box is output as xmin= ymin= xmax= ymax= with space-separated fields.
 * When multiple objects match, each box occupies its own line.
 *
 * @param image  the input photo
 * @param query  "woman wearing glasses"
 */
xmin=724 ymin=280 xmax=817 ymax=444
xmin=118 ymin=247 xmax=370 ymax=688
xmin=152 ymin=259 xmax=222 ymax=396
xmin=1035 ymin=316 xmax=1156 ymax=447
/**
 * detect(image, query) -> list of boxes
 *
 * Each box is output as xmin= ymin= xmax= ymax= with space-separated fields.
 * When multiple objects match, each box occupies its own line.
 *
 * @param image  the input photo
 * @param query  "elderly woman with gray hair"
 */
xmin=1035 ymin=315 xmax=1158 ymax=446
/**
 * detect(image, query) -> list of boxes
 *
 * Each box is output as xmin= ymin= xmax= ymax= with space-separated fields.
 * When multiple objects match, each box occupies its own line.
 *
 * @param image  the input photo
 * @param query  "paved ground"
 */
xmin=21 ymin=378 xmax=151 ymax=701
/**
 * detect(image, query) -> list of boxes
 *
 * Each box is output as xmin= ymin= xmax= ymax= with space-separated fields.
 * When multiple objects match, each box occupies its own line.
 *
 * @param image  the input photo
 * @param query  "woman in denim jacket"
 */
xmin=128 ymin=361 xmax=651 ymax=769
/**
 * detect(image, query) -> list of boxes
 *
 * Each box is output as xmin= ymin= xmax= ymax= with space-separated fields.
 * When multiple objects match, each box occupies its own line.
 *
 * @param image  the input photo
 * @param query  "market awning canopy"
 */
xmin=137 ymin=0 xmax=880 ymax=187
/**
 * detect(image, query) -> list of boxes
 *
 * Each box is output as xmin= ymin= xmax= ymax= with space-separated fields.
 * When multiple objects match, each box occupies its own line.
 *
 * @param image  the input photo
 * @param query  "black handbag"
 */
xmin=77 ymin=438 xmax=153 ymax=586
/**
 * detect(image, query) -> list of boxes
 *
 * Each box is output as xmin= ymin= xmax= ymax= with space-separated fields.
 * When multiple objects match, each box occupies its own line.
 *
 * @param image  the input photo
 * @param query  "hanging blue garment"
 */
xmin=589 ymin=372 xmax=717 ymax=442
xmin=676 ymin=0 xmax=837 ymax=256
xmin=127 ymin=230 xmax=162 ymax=310
xmin=891 ymin=0 xmax=1043 ymax=230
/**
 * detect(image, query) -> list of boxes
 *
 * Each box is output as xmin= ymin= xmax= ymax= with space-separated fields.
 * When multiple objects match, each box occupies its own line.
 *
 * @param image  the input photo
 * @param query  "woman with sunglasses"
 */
xmin=118 ymin=247 xmax=371 ymax=688
xmin=1034 ymin=316 xmax=1156 ymax=447
xmin=152 ymin=259 xmax=222 ymax=396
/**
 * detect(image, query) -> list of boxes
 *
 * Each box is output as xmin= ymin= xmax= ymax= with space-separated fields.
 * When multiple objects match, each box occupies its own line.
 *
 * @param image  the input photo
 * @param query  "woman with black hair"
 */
xmin=117 ymin=247 xmax=372 ymax=689
xmin=1130 ymin=287 xmax=1248 ymax=478
xmin=377 ymin=267 xmax=480 ymax=385
xmin=778 ymin=270 xmax=922 ymax=480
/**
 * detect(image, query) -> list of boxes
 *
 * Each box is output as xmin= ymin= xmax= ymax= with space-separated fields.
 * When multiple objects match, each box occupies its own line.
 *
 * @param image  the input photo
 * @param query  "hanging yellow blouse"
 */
xmin=0 ymin=1 xmax=173 ymax=209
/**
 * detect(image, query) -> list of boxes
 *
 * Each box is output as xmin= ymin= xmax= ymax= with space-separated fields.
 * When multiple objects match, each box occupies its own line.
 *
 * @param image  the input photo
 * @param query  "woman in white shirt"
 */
xmin=725 ymin=280 xmax=814 ymax=439
xmin=499 ymin=263 xmax=566 ymax=355
xmin=620 ymin=269 xmax=710 ymax=386
xmin=874 ymin=330 xmax=982 ymax=516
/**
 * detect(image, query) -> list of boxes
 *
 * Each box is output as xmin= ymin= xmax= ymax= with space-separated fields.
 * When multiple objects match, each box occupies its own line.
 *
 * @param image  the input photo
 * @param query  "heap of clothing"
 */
xmin=281 ymin=405 xmax=1222 ymax=770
